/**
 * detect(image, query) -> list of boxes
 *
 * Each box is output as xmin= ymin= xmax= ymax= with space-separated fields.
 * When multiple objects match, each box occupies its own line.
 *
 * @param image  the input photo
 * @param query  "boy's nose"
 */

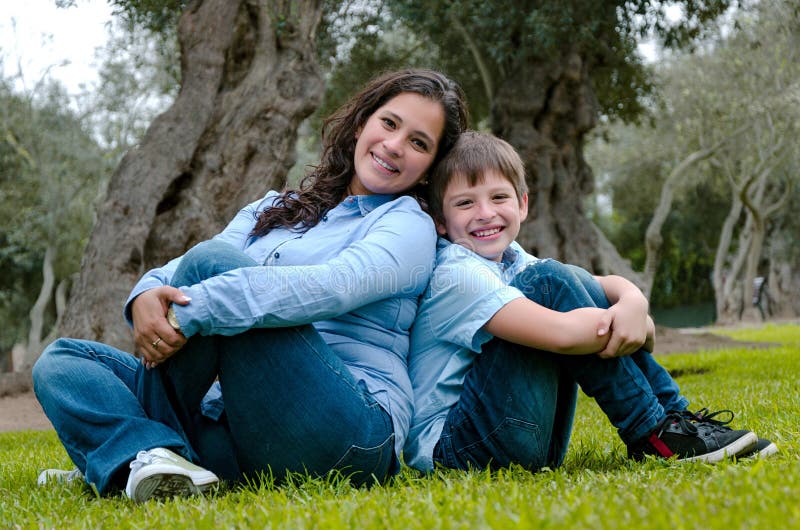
xmin=476 ymin=202 xmax=496 ymax=219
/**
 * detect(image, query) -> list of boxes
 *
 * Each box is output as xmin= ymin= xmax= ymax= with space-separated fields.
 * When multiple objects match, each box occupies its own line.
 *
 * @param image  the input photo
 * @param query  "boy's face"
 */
xmin=436 ymin=170 xmax=528 ymax=262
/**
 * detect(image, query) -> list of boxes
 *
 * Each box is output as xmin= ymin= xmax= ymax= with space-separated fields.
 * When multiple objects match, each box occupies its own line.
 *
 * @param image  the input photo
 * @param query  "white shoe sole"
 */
xmin=677 ymin=432 xmax=758 ymax=463
xmin=741 ymin=441 xmax=779 ymax=459
xmin=128 ymin=466 xmax=219 ymax=503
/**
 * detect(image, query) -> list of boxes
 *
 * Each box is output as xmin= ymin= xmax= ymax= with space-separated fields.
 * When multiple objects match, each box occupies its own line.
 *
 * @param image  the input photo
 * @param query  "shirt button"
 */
xmin=274 ymin=252 xmax=280 ymax=259
xmin=322 ymin=215 xmax=328 ymax=222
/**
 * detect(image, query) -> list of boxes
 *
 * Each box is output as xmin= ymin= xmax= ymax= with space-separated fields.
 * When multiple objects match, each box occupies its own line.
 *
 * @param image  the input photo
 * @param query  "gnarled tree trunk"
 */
xmin=492 ymin=54 xmax=640 ymax=282
xmin=61 ymin=0 xmax=324 ymax=350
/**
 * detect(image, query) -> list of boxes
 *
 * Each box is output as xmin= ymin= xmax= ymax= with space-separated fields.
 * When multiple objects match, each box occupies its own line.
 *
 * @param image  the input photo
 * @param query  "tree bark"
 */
xmin=491 ymin=53 xmax=640 ymax=282
xmin=60 ymin=0 xmax=324 ymax=350
xmin=768 ymin=256 xmax=800 ymax=319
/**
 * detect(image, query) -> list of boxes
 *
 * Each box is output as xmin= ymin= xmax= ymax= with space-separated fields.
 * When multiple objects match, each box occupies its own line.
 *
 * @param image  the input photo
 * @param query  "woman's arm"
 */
xmin=484 ymin=298 xmax=610 ymax=355
xmin=126 ymin=193 xmax=278 ymax=362
xmin=172 ymin=204 xmax=437 ymax=338
xmin=124 ymin=193 xmax=277 ymax=326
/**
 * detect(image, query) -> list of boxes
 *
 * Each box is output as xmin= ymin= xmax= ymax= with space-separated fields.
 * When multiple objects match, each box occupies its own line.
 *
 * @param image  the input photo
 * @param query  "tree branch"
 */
xmin=448 ymin=8 xmax=493 ymax=102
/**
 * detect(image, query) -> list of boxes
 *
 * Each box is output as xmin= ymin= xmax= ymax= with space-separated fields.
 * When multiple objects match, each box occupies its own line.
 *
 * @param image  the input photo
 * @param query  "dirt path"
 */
xmin=0 ymin=392 xmax=53 ymax=432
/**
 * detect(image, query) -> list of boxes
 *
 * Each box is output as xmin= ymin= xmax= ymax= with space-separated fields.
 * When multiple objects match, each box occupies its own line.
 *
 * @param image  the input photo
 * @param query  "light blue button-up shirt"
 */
xmin=404 ymin=238 xmax=538 ymax=471
xmin=124 ymin=191 xmax=437 ymax=456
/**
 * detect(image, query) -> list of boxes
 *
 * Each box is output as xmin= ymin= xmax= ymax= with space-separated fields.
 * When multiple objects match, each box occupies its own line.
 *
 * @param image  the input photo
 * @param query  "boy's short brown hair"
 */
xmin=429 ymin=131 xmax=528 ymax=224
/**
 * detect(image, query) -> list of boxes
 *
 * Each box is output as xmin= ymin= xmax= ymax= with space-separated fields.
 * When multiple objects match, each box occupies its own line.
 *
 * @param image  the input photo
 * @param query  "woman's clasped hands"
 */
xmin=131 ymin=286 xmax=191 ymax=368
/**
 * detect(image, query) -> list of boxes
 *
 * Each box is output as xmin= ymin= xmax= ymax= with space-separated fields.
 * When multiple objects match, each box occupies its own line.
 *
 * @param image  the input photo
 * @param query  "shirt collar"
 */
xmin=436 ymin=237 xmax=521 ymax=272
xmin=500 ymin=245 xmax=521 ymax=268
xmin=341 ymin=194 xmax=399 ymax=216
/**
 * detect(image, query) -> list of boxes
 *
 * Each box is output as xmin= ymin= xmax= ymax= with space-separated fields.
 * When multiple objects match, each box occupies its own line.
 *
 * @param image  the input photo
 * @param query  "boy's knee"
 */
xmin=511 ymin=259 xmax=575 ymax=290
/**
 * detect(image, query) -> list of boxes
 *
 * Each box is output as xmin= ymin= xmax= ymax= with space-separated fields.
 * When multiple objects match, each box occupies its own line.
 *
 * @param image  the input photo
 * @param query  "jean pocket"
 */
xmin=331 ymin=433 xmax=395 ymax=487
xmin=457 ymin=417 xmax=546 ymax=471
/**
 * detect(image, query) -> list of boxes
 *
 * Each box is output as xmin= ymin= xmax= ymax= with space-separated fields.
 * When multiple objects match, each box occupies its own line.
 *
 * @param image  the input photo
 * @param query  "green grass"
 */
xmin=3 ymin=325 xmax=800 ymax=529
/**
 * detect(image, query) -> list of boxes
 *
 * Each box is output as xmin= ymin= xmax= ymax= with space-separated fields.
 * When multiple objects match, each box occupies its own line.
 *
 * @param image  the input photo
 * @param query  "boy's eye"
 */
xmin=493 ymin=194 xmax=510 ymax=201
xmin=454 ymin=199 xmax=472 ymax=207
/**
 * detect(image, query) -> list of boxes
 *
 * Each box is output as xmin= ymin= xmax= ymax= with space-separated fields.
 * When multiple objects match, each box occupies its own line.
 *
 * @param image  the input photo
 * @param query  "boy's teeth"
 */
xmin=473 ymin=227 xmax=501 ymax=237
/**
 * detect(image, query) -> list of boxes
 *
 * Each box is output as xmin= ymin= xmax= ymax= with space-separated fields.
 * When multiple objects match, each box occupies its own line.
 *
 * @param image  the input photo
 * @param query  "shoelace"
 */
xmin=658 ymin=411 xmax=699 ymax=436
xmin=129 ymin=450 xmax=158 ymax=473
xmin=65 ymin=468 xmax=83 ymax=481
xmin=680 ymin=408 xmax=736 ymax=432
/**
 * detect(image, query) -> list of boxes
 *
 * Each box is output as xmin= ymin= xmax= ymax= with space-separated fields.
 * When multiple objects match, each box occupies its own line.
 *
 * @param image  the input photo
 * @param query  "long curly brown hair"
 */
xmin=251 ymin=69 xmax=468 ymax=237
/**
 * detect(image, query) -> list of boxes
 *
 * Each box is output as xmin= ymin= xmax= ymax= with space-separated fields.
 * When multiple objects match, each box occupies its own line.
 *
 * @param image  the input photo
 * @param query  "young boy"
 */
xmin=404 ymin=131 xmax=775 ymax=473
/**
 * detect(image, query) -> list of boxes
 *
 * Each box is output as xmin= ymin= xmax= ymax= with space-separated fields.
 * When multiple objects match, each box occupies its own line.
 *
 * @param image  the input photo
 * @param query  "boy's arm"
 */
xmin=484 ymin=298 xmax=611 ymax=355
xmin=594 ymin=275 xmax=653 ymax=357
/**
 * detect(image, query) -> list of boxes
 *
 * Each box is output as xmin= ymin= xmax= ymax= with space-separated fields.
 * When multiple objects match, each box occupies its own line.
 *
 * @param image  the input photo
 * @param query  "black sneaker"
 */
xmin=677 ymin=408 xmax=777 ymax=459
xmin=737 ymin=437 xmax=779 ymax=459
xmin=627 ymin=411 xmax=758 ymax=463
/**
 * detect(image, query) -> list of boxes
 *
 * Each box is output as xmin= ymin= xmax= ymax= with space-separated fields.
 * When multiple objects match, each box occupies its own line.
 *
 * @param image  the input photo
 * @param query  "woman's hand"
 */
xmin=595 ymin=297 xmax=649 ymax=359
xmin=131 ymin=286 xmax=191 ymax=366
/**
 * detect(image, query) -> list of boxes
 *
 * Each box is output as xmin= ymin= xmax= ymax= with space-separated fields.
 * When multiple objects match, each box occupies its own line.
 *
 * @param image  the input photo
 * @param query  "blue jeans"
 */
xmin=433 ymin=259 xmax=688 ymax=471
xmin=34 ymin=241 xmax=396 ymax=494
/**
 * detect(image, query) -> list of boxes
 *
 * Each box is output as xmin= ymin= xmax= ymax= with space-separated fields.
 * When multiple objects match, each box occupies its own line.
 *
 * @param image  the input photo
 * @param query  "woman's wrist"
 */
xmin=167 ymin=305 xmax=182 ymax=334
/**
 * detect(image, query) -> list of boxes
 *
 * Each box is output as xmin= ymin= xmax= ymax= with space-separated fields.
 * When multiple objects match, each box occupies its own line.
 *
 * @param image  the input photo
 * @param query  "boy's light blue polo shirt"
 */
xmin=405 ymin=238 xmax=538 ymax=471
xmin=124 ymin=190 xmax=437 ymax=457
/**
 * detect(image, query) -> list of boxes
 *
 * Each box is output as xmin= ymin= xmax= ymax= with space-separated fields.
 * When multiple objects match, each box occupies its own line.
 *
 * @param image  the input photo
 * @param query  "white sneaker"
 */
xmin=37 ymin=468 xmax=84 ymax=486
xmin=124 ymin=447 xmax=219 ymax=503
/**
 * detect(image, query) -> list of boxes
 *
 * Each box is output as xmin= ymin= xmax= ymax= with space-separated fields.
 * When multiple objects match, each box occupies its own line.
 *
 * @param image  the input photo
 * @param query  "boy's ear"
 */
xmin=519 ymin=192 xmax=529 ymax=221
xmin=435 ymin=219 xmax=448 ymax=236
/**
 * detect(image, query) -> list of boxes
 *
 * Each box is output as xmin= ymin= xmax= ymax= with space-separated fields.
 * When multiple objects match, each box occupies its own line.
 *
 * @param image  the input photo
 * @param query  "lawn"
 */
xmin=2 ymin=324 xmax=798 ymax=529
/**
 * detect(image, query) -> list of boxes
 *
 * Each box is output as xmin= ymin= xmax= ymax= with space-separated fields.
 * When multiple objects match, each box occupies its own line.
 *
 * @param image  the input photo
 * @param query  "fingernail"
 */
xmin=598 ymin=328 xmax=607 ymax=335
xmin=181 ymin=296 xmax=192 ymax=302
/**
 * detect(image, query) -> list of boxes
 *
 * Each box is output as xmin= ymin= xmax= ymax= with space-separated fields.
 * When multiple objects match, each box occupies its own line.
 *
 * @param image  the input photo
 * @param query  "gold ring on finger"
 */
xmin=152 ymin=337 xmax=163 ymax=348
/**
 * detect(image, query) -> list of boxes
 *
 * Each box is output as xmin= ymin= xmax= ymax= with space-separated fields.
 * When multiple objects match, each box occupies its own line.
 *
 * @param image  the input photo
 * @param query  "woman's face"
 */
xmin=349 ymin=92 xmax=445 ymax=196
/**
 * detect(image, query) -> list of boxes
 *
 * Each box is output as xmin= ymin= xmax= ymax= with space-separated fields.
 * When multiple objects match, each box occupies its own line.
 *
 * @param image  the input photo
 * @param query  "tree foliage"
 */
xmin=387 ymin=0 xmax=732 ymax=124
xmin=0 ymin=74 xmax=108 ymax=361
xmin=588 ymin=0 xmax=800 ymax=319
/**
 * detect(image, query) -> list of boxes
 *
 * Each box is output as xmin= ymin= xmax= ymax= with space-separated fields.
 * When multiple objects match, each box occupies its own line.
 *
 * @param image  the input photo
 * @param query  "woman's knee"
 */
xmin=173 ymin=240 xmax=255 ymax=286
xmin=33 ymin=338 xmax=77 ymax=376
xmin=32 ymin=338 xmax=85 ymax=393
xmin=179 ymin=240 xmax=236 ymax=269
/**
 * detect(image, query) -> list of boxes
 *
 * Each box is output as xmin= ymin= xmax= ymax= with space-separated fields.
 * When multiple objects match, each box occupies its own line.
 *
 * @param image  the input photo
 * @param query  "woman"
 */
xmin=33 ymin=69 xmax=468 ymax=501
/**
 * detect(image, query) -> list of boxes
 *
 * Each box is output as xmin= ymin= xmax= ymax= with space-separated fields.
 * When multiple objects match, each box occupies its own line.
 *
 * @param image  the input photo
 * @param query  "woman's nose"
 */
xmin=382 ymin=135 xmax=403 ymax=157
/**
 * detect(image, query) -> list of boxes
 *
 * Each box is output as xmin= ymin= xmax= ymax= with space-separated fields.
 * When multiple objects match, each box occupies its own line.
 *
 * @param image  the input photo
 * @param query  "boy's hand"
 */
xmin=131 ymin=287 xmax=191 ymax=366
xmin=596 ymin=299 xmax=649 ymax=358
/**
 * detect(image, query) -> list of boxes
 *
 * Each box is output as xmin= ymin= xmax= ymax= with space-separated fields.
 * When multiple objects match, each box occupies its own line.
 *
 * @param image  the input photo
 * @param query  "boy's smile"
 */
xmin=437 ymin=170 xmax=528 ymax=262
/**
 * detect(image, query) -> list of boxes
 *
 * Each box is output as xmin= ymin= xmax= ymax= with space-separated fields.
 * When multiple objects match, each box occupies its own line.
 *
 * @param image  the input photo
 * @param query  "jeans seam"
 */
xmin=290 ymin=327 xmax=367 ymax=401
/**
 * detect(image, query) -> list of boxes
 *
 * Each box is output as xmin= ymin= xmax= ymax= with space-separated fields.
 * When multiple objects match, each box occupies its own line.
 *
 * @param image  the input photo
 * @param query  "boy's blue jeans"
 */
xmin=433 ymin=259 xmax=689 ymax=471
xmin=33 ymin=241 xmax=396 ymax=494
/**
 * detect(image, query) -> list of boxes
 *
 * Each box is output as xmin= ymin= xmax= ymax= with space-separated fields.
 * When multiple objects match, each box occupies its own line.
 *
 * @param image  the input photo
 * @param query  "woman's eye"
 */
xmin=411 ymin=138 xmax=429 ymax=151
xmin=382 ymin=118 xmax=396 ymax=129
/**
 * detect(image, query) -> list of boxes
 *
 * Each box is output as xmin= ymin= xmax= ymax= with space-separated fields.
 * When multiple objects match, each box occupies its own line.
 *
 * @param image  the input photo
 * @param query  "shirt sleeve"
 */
xmin=122 ymin=192 xmax=279 ymax=326
xmin=171 ymin=203 xmax=436 ymax=337
xmin=423 ymin=248 xmax=524 ymax=352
